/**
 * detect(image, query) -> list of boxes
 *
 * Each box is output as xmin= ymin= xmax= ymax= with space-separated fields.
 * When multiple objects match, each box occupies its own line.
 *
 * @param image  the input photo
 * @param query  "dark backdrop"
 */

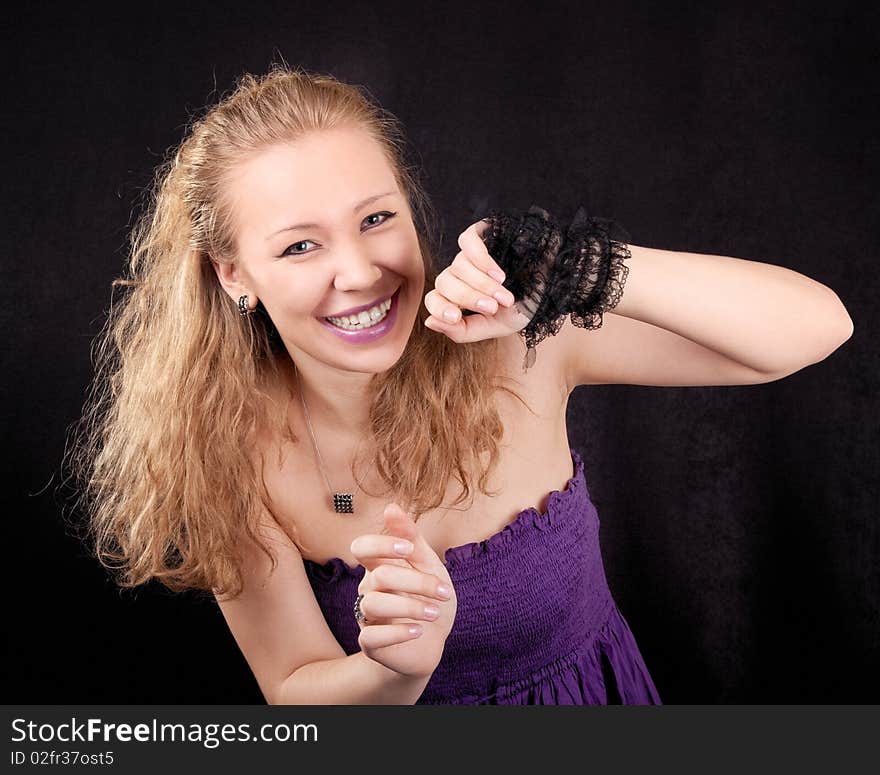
xmin=4 ymin=1 xmax=877 ymax=703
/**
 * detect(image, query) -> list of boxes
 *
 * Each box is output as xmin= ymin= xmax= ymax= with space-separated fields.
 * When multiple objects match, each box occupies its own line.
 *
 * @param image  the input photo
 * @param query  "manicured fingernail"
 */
xmin=443 ymin=308 xmax=459 ymax=323
xmin=494 ymin=290 xmax=514 ymax=306
xmin=489 ymin=269 xmax=505 ymax=282
xmin=436 ymin=584 xmax=451 ymax=599
xmin=394 ymin=540 xmax=414 ymax=554
xmin=476 ymin=298 xmax=496 ymax=313
xmin=408 ymin=625 xmax=423 ymax=637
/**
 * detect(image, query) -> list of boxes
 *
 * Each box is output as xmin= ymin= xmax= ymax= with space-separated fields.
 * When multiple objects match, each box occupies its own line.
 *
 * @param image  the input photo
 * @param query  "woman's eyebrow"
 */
xmin=265 ymin=191 xmax=397 ymax=239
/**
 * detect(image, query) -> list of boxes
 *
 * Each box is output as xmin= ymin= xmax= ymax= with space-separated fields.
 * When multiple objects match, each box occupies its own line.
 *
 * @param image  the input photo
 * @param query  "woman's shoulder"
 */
xmin=246 ymin=367 xmax=297 ymax=471
xmin=494 ymin=331 xmax=571 ymax=407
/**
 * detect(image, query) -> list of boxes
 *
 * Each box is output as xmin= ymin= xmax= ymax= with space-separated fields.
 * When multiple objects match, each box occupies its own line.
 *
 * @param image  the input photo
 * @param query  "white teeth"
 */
xmin=326 ymin=297 xmax=392 ymax=330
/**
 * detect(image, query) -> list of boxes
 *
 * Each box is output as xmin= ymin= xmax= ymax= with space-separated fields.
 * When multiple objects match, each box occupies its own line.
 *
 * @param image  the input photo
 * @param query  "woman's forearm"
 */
xmin=611 ymin=243 xmax=854 ymax=374
xmin=273 ymin=651 xmax=432 ymax=705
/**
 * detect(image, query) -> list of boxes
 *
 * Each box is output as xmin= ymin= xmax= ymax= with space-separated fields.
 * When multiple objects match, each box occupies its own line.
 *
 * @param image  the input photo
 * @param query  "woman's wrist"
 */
xmin=477 ymin=202 xmax=633 ymax=368
xmin=357 ymin=651 xmax=434 ymax=704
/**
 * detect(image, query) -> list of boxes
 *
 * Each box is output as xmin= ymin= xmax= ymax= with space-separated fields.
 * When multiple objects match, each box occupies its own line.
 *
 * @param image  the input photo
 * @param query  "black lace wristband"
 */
xmin=558 ymin=205 xmax=632 ymax=332
xmin=477 ymin=203 xmax=632 ymax=370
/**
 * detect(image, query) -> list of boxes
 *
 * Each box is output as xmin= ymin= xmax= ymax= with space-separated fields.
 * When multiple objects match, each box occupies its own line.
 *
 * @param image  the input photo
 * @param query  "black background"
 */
xmin=3 ymin=0 xmax=877 ymax=703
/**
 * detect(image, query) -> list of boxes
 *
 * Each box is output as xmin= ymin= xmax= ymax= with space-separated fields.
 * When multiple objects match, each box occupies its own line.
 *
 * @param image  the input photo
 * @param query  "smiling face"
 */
xmin=221 ymin=126 xmax=426 ymax=375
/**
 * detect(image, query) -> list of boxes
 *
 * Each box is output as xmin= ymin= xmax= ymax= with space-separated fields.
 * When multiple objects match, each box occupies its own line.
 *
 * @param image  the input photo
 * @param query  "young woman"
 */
xmin=66 ymin=65 xmax=853 ymax=705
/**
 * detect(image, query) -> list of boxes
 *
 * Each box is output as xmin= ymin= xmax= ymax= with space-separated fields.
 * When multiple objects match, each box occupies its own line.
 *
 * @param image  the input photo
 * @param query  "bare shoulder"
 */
xmin=494 ymin=330 xmax=572 ymax=410
xmin=215 ymin=374 xmax=346 ymax=703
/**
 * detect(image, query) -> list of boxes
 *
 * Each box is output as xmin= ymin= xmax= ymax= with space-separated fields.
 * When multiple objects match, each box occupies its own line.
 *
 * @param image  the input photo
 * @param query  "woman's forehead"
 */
xmin=228 ymin=133 xmax=399 ymax=233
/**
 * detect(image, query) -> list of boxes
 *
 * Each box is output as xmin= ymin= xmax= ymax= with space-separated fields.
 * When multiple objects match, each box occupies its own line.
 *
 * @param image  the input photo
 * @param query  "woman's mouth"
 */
xmin=324 ymin=293 xmax=394 ymax=330
xmin=318 ymin=287 xmax=402 ymax=343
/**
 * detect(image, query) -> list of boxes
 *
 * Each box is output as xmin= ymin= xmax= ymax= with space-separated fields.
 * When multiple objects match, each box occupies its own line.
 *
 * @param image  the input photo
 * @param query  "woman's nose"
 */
xmin=331 ymin=249 xmax=383 ymax=290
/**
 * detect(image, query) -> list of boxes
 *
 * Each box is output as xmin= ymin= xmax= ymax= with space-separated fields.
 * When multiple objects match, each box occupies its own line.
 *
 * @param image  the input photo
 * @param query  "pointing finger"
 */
xmin=382 ymin=502 xmax=445 ymax=572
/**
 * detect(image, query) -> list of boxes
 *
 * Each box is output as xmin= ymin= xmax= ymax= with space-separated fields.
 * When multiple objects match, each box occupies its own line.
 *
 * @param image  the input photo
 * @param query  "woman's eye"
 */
xmin=283 ymin=239 xmax=315 ymax=256
xmin=281 ymin=210 xmax=398 ymax=257
xmin=363 ymin=210 xmax=397 ymax=228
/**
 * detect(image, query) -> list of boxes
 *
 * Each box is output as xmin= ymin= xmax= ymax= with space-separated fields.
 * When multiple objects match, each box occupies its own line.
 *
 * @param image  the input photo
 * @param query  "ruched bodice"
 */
xmin=303 ymin=448 xmax=661 ymax=704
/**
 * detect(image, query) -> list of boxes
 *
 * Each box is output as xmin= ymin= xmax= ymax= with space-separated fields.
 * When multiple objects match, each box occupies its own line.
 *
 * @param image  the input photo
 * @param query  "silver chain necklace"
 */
xmin=295 ymin=363 xmax=368 ymax=514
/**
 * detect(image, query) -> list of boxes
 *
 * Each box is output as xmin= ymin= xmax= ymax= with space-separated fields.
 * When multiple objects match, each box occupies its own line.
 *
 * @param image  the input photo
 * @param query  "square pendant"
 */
xmin=333 ymin=492 xmax=354 ymax=513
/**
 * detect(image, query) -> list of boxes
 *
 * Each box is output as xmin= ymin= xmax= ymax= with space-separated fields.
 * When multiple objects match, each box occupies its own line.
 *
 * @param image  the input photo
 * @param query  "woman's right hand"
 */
xmin=351 ymin=502 xmax=458 ymax=680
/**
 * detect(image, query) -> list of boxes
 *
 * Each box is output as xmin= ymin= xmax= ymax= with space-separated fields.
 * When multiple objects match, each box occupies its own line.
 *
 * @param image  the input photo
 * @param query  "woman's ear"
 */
xmin=211 ymin=257 xmax=252 ymax=305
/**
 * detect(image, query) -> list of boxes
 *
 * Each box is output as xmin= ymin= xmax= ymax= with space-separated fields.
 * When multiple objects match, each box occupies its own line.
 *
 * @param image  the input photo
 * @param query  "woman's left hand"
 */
xmin=423 ymin=219 xmax=531 ymax=343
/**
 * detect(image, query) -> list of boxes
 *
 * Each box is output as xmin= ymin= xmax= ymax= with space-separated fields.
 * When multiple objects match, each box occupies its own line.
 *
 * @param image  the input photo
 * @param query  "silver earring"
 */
xmin=238 ymin=294 xmax=254 ymax=317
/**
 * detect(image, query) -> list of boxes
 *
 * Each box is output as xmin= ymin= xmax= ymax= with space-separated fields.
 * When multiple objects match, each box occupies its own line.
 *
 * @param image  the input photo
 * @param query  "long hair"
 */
xmin=61 ymin=64 xmax=532 ymax=600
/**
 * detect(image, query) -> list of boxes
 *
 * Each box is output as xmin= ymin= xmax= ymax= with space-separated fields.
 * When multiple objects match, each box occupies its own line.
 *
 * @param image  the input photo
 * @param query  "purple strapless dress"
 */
xmin=303 ymin=448 xmax=662 ymax=705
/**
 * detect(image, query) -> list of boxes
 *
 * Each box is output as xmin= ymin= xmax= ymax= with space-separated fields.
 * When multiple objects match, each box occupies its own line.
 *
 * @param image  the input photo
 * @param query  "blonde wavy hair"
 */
xmin=61 ymin=64 xmax=532 ymax=600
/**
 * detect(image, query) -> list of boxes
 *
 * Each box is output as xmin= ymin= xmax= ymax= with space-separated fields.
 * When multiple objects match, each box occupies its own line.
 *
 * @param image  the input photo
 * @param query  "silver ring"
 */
xmin=353 ymin=593 xmax=368 ymax=624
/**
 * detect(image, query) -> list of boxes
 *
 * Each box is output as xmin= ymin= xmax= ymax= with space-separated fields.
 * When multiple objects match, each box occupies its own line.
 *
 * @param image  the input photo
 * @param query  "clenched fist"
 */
xmin=423 ymin=219 xmax=532 ymax=343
